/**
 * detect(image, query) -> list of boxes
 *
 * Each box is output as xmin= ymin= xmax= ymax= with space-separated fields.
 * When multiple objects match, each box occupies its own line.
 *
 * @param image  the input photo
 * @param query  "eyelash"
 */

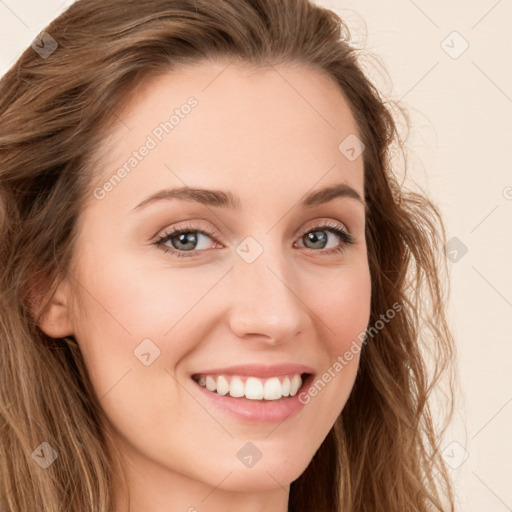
xmin=153 ymin=221 xmax=354 ymax=259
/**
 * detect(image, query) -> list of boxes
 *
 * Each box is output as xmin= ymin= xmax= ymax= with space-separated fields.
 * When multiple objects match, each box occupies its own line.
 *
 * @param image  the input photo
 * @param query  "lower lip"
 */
xmin=192 ymin=374 xmax=314 ymax=423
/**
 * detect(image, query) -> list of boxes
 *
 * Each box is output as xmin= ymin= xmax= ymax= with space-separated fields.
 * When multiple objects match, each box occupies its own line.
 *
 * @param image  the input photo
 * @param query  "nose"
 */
xmin=227 ymin=242 xmax=311 ymax=346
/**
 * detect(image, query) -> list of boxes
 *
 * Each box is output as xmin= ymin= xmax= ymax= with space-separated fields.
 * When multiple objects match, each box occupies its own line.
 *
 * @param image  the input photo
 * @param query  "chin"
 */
xmin=205 ymin=450 xmax=313 ymax=493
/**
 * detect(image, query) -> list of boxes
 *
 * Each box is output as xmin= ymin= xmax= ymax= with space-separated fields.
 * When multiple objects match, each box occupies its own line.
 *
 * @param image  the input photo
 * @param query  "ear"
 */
xmin=28 ymin=275 xmax=75 ymax=339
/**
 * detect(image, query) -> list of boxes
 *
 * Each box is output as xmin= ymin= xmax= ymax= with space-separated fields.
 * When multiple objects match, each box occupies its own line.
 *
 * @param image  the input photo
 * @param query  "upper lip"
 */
xmin=191 ymin=363 xmax=315 ymax=378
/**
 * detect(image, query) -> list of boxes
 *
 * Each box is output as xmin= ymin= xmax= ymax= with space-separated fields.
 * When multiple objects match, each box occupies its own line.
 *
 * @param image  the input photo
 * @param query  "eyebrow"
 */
xmin=131 ymin=182 xmax=365 ymax=213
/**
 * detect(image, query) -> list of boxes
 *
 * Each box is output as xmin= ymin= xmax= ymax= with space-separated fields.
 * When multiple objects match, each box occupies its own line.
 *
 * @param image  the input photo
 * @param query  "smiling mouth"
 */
xmin=191 ymin=372 xmax=312 ymax=401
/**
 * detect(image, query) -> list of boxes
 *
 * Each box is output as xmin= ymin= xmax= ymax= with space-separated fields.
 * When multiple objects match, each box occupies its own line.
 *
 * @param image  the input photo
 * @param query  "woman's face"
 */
xmin=46 ymin=60 xmax=371 ymax=506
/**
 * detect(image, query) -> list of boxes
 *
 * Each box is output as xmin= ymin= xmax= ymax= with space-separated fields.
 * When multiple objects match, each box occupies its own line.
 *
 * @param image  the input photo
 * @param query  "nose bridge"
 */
xmin=228 ymin=235 xmax=308 ymax=342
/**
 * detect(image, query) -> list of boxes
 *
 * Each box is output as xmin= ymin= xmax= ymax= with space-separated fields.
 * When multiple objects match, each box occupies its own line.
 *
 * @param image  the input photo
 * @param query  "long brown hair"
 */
xmin=0 ymin=0 xmax=457 ymax=510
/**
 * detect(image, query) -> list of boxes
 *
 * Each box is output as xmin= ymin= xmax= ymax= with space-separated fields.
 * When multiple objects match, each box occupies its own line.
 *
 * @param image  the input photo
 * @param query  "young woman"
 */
xmin=0 ymin=0 xmax=457 ymax=510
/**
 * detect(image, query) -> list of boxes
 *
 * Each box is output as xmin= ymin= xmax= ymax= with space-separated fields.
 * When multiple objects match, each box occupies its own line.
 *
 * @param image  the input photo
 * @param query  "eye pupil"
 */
xmin=174 ymin=232 xmax=198 ymax=250
xmin=304 ymin=230 xmax=327 ymax=249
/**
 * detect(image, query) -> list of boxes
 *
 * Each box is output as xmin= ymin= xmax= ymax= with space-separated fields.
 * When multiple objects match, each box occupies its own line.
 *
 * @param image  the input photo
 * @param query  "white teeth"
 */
xmin=216 ymin=375 xmax=229 ymax=396
xmin=263 ymin=377 xmax=282 ymax=400
xmin=281 ymin=376 xmax=290 ymax=397
xmin=205 ymin=376 xmax=216 ymax=392
xmin=245 ymin=377 xmax=264 ymax=400
xmin=195 ymin=373 xmax=306 ymax=401
xmin=229 ymin=377 xmax=245 ymax=397
xmin=289 ymin=374 xmax=302 ymax=396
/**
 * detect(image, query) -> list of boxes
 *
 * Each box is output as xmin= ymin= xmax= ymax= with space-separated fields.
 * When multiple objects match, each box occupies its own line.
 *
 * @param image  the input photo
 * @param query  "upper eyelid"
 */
xmin=293 ymin=219 xmax=351 ymax=238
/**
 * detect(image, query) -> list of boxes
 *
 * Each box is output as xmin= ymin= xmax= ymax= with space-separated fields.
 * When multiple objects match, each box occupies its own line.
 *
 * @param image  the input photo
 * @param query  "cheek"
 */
xmin=296 ymin=262 xmax=371 ymax=414
xmin=289 ymin=261 xmax=371 ymax=403
xmin=72 ymin=244 xmax=215 ymax=340
xmin=69 ymin=243 xmax=240 ymax=407
xmin=313 ymin=262 xmax=372 ymax=353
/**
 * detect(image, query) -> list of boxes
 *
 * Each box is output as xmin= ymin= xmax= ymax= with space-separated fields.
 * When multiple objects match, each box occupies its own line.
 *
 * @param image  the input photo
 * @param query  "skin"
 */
xmin=39 ymin=59 xmax=372 ymax=512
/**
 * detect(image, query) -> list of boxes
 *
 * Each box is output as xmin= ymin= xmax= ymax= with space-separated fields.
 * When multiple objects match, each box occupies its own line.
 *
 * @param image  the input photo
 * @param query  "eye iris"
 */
xmin=304 ymin=230 xmax=327 ymax=249
xmin=173 ymin=232 xmax=198 ymax=251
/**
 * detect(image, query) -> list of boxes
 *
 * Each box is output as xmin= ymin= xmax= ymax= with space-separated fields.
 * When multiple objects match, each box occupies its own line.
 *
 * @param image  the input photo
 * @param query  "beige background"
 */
xmin=1 ymin=1 xmax=511 ymax=510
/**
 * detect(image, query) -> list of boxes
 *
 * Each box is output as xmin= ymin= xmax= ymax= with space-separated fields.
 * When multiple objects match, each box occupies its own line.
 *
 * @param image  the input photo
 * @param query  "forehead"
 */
xmin=88 ymin=60 xmax=364 ymax=214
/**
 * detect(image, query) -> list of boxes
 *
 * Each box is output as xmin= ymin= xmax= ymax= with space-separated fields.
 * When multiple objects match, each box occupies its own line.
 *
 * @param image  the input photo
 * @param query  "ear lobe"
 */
xmin=28 ymin=276 xmax=75 ymax=339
